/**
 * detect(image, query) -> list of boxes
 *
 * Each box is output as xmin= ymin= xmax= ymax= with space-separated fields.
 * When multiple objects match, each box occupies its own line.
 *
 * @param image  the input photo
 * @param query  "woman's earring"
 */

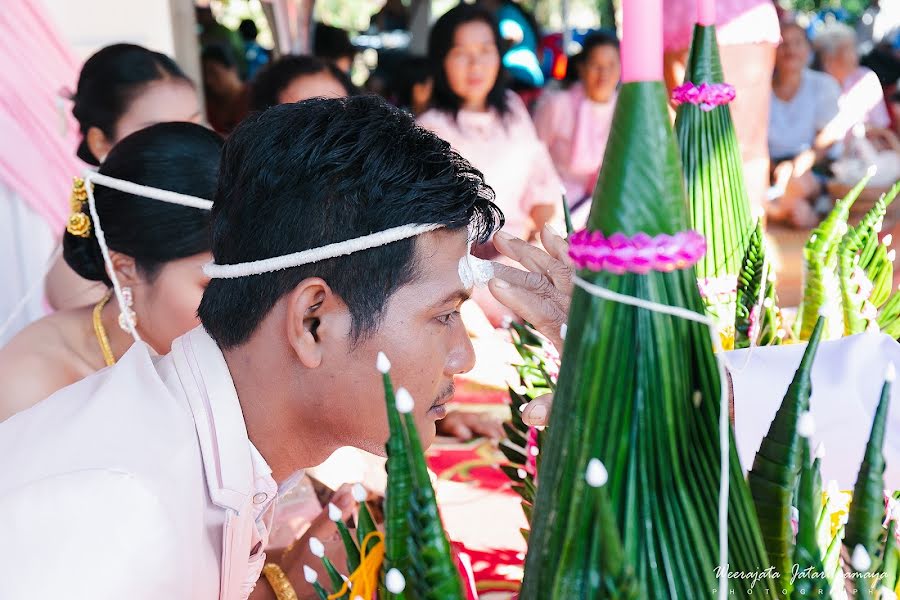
xmin=117 ymin=287 xmax=138 ymax=332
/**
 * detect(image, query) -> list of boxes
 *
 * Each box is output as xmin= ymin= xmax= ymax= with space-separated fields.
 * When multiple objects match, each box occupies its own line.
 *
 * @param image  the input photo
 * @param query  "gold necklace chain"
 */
xmin=92 ymin=290 xmax=116 ymax=367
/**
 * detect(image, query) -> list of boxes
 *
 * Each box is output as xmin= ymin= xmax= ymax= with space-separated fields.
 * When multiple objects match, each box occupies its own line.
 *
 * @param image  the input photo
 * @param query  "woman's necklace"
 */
xmin=92 ymin=290 xmax=116 ymax=367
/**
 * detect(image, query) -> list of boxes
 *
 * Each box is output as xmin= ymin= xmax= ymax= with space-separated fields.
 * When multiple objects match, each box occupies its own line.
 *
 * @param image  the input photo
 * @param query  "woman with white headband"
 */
xmin=0 ymin=122 xmax=221 ymax=421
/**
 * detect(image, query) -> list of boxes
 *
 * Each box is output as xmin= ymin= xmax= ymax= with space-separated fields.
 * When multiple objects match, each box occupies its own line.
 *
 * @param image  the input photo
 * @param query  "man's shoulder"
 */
xmin=0 ymin=469 xmax=190 ymax=600
xmin=0 ymin=343 xmax=198 ymax=494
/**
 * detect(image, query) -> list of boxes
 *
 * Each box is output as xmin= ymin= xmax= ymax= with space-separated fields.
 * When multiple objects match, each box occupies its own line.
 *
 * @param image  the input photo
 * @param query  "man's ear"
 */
xmin=285 ymin=278 xmax=342 ymax=369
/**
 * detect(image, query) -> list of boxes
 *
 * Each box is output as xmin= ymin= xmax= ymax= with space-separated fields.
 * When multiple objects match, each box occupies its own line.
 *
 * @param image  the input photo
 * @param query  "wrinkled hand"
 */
xmin=437 ymin=410 xmax=505 ymax=441
xmin=488 ymin=226 xmax=573 ymax=350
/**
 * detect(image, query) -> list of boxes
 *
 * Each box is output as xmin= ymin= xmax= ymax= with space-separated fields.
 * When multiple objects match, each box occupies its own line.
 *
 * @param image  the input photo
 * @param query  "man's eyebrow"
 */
xmin=431 ymin=289 xmax=472 ymax=309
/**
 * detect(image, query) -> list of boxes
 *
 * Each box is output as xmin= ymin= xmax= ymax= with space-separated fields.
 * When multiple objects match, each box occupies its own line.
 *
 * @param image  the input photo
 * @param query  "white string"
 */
xmin=86 ymin=172 xmax=213 ymax=210
xmin=572 ymin=275 xmax=730 ymax=600
xmin=0 ymin=243 xmax=62 ymax=341
xmin=82 ymin=170 xmax=214 ymax=342
xmin=203 ymin=223 xmax=445 ymax=278
xmin=85 ymin=173 xmax=140 ymax=341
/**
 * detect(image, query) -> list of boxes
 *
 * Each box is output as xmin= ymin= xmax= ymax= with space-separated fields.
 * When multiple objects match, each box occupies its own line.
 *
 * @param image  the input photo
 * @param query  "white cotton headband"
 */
xmin=203 ymin=224 xmax=496 ymax=288
xmin=83 ymin=170 xmax=213 ymax=342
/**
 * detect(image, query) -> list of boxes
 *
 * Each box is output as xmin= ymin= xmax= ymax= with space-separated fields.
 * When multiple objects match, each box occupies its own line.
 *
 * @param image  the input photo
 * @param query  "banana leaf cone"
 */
xmin=735 ymin=221 xmax=783 ymax=349
xmin=674 ymin=24 xmax=753 ymax=342
xmin=795 ymin=174 xmax=873 ymax=340
xmin=380 ymin=358 xmax=411 ymax=599
xmin=845 ymin=368 xmax=894 ymax=554
xmin=520 ymin=80 xmax=772 ymax=599
xmin=747 ymin=315 xmax=825 ymax=597
xmin=792 ymin=440 xmax=831 ymax=596
xmin=398 ymin=389 xmax=464 ymax=600
xmin=839 ymin=182 xmax=900 ymax=335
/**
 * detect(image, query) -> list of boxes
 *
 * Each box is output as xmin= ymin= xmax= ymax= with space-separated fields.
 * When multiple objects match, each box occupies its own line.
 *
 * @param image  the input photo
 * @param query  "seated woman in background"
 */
xmin=0 ymin=123 xmax=220 ymax=421
xmin=417 ymin=4 xmax=560 ymax=243
xmin=250 ymin=54 xmax=356 ymax=110
xmin=815 ymin=23 xmax=892 ymax=137
xmin=46 ymin=44 xmax=203 ymax=310
xmin=534 ymin=31 xmax=620 ymax=227
xmin=768 ymin=22 xmax=844 ymax=228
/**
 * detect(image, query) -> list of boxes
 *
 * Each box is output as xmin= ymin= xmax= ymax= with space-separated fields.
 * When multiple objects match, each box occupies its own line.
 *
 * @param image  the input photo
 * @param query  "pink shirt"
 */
xmin=663 ymin=0 xmax=781 ymax=51
xmin=533 ymin=84 xmax=617 ymax=208
xmin=835 ymin=66 xmax=891 ymax=136
xmin=417 ymin=92 xmax=562 ymax=239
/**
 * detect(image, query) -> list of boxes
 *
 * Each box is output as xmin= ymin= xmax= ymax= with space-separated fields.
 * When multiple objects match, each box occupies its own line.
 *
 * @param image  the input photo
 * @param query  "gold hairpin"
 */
xmin=66 ymin=176 xmax=91 ymax=238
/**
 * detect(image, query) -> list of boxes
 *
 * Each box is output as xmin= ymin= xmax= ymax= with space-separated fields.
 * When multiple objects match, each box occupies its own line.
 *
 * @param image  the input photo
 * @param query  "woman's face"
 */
xmin=90 ymin=79 xmax=202 ymax=163
xmin=776 ymin=26 xmax=811 ymax=74
xmin=579 ymin=45 xmax=620 ymax=102
xmin=822 ymin=39 xmax=858 ymax=83
xmin=444 ymin=20 xmax=501 ymax=109
xmin=132 ymin=252 xmax=211 ymax=354
xmin=278 ymin=72 xmax=349 ymax=104
xmin=115 ymin=79 xmax=202 ymax=141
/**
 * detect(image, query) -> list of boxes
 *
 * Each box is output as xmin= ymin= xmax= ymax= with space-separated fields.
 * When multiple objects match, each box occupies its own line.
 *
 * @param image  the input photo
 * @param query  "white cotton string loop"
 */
xmin=86 ymin=172 xmax=214 ymax=210
xmin=83 ymin=170 xmax=214 ymax=342
xmin=572 ymin=275 xmax=730 ymax=600
xmin=203 ymin=223 xmax=445 ymax=279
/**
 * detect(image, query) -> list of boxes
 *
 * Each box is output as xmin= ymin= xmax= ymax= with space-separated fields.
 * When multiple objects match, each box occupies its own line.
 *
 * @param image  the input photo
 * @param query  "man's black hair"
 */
xmin=249 ymin=54 xmax=357 ymax=111
xmin=198 ymin=95 xmax=504 ymax=349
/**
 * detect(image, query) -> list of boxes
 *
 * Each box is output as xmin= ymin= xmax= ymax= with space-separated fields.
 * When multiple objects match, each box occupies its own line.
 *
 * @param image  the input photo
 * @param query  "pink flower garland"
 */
xmin=672 ymin=82 xmax=736 ymax=111
xmin=568 ymin=229 xmax=707 ymax=274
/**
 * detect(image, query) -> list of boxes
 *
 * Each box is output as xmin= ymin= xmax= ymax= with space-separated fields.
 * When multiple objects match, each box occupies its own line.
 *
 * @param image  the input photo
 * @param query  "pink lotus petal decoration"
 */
xmin=569 ymin=229 xmax=707 ymax=274
xmin=671 ymin=82 xmax=736 ymax=111
xmin=697 ymin=275 xmax=738 ymax=299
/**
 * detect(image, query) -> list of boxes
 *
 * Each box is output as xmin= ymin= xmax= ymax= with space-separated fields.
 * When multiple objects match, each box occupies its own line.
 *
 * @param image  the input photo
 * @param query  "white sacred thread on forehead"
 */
xmin=203 ymin=223 xmax=446 ymax=278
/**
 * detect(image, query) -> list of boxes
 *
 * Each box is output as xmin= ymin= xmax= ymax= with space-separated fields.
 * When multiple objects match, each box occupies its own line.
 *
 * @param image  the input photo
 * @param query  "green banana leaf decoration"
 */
xmin=674 ymin=23 xmax=753 ymax=343
xmin=399 ymin=386 xmax=465 ymax=600
xmin=845 ymin=367 xmax=893 ymax=553
xmin=792 ymin=440 xmax=831 ymax=597
xmin=735 ymin=221 xmax=783 ymax=348
xmin=747 ymin=315 xmax=825 ymax=597
xmin=550 ymin=458 xmax=639 ymax=599
xmin=795 ymin=174 xmax=873 ymax=340
xmin=379 ymin=352 xmax=412 ymax=599
xmin=838 ymin=183 xmax=900 ymax=335
xmin=881 ymin=515 xmax=900 ymax=590
xmin=498 ymin=321 xmax=552 ymax=538
xmin=521 ymin=81 xmax=772 ymax=599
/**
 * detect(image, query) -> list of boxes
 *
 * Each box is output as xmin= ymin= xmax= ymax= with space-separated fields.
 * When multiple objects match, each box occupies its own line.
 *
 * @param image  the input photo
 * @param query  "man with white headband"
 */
xmin=0 ymin=95 xmax=554 ymax=600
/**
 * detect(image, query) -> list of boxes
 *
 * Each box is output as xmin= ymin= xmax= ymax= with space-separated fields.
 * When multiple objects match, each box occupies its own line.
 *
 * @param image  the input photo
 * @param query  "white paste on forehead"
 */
xmin=458 ymin=243 xmax=494 ymax=289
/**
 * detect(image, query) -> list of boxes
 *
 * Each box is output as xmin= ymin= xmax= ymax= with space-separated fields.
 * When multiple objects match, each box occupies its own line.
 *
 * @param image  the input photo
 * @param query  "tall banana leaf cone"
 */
xmin=747 ymin=315 xmax=825 ymax=597
xmin=674 ymin=23 xmax=753 ymax=344
xmin=845 ymin=364 xmax=894 ymax=570
xmin=521 ymin=64 xmax=771 ymax=599
xmin=394 ymin=386 xmax=464 ymax=600
xmin=378 ymin=352 xmax=412 ymax=600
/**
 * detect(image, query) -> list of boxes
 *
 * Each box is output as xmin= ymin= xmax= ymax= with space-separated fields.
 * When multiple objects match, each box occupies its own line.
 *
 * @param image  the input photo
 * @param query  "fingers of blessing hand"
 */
xmin=522 ymin=393 xmax=553 ymax=427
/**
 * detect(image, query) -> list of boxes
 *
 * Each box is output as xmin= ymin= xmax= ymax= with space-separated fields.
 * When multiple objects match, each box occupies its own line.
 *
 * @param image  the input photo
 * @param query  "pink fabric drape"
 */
xmin=0 ymin=0 xmax=82 ymax=233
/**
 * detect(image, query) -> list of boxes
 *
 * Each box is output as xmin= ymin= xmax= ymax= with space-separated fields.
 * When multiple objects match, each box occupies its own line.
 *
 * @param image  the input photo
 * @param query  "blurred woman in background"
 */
xmin=534 ymin=31 xmax=620 ymax=227
xmin=417 ymin=4 xmax=560 ymax=244
xmin=46 ymin=44 xmax=202 ymax=310
xmin=0 ymin=123 xmax=220 ymax=421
